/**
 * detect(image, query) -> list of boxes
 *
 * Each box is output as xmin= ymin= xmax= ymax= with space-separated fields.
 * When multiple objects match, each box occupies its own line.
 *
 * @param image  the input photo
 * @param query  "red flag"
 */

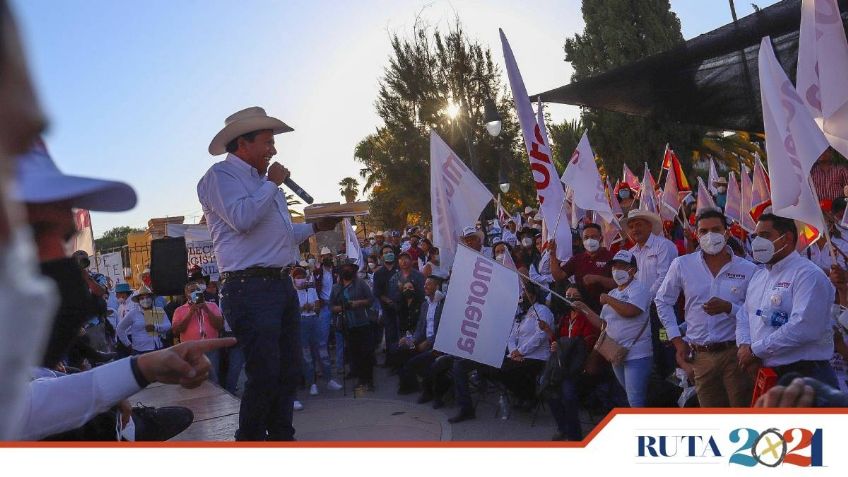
xmin=750 ymin=156 xmax=772 ymax=222
xmin=622 ymin=163 xmax=641 ymax=193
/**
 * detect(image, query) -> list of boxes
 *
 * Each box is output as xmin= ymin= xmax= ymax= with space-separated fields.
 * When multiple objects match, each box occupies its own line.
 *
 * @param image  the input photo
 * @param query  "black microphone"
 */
xmin=283 ymin=177 xmax=314 ymax=205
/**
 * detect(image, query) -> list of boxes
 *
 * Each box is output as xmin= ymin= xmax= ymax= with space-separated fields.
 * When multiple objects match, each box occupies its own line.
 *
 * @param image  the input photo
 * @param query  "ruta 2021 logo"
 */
xmin=638 ymin=428 xmax=823 ymax=467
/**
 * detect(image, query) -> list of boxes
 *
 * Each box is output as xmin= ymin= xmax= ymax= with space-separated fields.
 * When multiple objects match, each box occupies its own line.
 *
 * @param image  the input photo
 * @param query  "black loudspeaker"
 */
xmin=150 ymin=237 xmax=188 ymax=296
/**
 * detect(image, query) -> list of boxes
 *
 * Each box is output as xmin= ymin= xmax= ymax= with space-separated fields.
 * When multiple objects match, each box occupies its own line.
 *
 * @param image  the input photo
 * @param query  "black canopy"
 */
xmin=534 ymin=0 xmax=848 ymax=133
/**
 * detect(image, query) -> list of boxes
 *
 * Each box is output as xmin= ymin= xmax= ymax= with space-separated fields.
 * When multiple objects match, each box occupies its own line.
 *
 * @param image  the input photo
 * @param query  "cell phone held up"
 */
xmin=190 ymin=290 xmax=205 ymax=305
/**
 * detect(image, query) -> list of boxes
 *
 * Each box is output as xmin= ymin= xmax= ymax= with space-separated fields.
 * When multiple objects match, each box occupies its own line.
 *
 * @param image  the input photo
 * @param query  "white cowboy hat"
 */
xmin=320 ymin=247 xmax=332 ymax=256
xmin=208 ymin=107 xmax=293 ymax=156
xmin=622 ymin=209 xmax=663 ymax=236
xmin=15 ymin=140 xmax=137 ymax=212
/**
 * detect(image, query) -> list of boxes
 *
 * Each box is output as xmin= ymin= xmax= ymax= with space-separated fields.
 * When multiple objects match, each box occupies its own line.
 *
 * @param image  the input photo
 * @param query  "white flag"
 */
xmin=501 ymin=29 xmax=572 ymax=262
xmin=638 ymin=164 xmax=660 ymax=215
xmin=561 ymin=131 xmax=614 ymax=223
xmin=797 ymin=0 xmax=848 ymax=157
xmin=725 ymin=171 xmax=742 ymax=224
xmin=434 ymin=245 xmax=520 ymax=368
xmin=707 ymin=158 xmax=719 ymax=195
xmin=430 ymin=131 xmax=492 ymax=269
xmin=659 ymin=162 xmax=681 ymax=221
xmin=343 ymin=218 xmax=362 ymax=269
xmin=739 ymin=164 xmax=756 ymax=232
xmin=759 ymin=36 xmax=829 ymax=236
xmin=696 ymin=176 xmax=719 ymax=214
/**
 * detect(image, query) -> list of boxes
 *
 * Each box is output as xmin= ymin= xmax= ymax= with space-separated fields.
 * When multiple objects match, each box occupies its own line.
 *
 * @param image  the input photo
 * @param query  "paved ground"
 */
xmin=132 ymin=363 xmax=603 ymax=442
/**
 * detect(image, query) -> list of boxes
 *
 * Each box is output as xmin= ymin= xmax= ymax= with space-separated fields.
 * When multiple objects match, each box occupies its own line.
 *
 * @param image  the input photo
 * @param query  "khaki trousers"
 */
xmin=692 ymin=345 xmax=753 ymax=407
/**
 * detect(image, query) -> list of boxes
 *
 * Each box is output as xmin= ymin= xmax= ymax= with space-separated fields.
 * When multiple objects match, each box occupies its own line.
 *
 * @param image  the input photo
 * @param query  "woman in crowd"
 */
xmin=116 ymin=285 xmax=171 ymax=355
xmin=493 ymin=240 xmax=515 ymax=267
xmin=171 ymin=283 xmax=224 ymax=383
xmin=540 ymin=284 xmax=601 ymax=441
xmin=331 ymin=259 xmax=376 ymax=393
xmin=421 ymin=246 xmax=440 ymax=277
xmin=293 ymin=267 xmax=342 ymax=396
xmin=571 ymin=250 xmax=652 ymax=407
xmin=492 ymin=282 xmax=553 ymax=408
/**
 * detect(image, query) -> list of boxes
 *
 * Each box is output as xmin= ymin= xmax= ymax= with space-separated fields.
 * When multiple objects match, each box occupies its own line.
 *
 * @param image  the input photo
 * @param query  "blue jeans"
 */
xmin=320 ymin=305 xmax=342 ymax=372
xmin=612 ymin=356 xmax=653 ymax=408
xmin=547 ymin=377 xmax=582 ymax=440
xmin=221 ymin=275 xmax=301 ymax=441
xmin=300 ymin=313 xmax=332 ymax=385
xmin=221 ymin=338 xmax=245 ymax=395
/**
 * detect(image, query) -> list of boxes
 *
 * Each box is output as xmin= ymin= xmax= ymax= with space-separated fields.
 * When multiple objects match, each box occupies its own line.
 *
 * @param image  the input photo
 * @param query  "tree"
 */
xmin=95 ymin=226 xmax=145 ymax=251
xmin=338 ymin=177 xmax=360 ymax=203
xmin=564 ymin=0 xmax=703 ymax=181
xmin=355 ymin=20 xmax=534 ymax=229
xmin=286 ymin=193 xmax=302 ymax=217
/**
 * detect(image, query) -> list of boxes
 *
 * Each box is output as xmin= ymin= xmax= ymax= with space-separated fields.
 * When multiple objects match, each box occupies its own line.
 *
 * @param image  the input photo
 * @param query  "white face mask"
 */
xmin=369 ymin=239 xmax=376 ymax=245
xmin=619 ymin=190 xmax=631 ymax=199
xmin=495 ymin=253 xmax=505 ymax=263
xmin=368 ymin=262 xmax=377 ymax=270
xmin=307 ymin=258 xmax=316 ymax=266
xmin=716 ymin=186 xmax=727 ymax=194
xmin=294 ymin=278 xmax=307 ymax=288
xmin=521 ymin=238 xmax=534 ymax=248
xmin=583 ymin=238 xmax=600 ymax=253
xmin=751 ymin=234 xmax=786 ymax=264
xmin=698 ymin=232 xmax=727 ymax=255
xmin=612 ymin=269 xmax=631 ymax=286
xmin=139 ymin=297 xmax=154 ymax=309
xmin=0 ymin=228 xmax=59 ymax=439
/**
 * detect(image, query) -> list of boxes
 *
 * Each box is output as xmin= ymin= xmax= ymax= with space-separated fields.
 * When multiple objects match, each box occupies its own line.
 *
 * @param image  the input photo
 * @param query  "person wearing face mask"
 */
xmin=654 ymin=210 xmax=757 ymax=407
xmin=171 ymin=283 xmax=224 ymax=384
xmin=550 ymin=223 xmax=615 ymax=313
xmin=330 ymin=259 xmax=375 ymax=393
xmin=575 ymin=250 xmax=653 ymax=407
xmin=624 ymin=209 xmax=679 ymax=378
xmin=117 ymin=285 xmax=172 ymax=355
xmin=290 ymin=267 xmax=342 ymax=397
xmin=374 ymin=245 xmax=402 ymax=361
xmin=616 ymin=184 xmax=636 ymax=215
xmin=737 ymin=214 xmax=839 ymax=388
xmin=313 ymin=247 xmax=342 ymax=377
xmin=712 ymin=177 xmax=728 ymax=210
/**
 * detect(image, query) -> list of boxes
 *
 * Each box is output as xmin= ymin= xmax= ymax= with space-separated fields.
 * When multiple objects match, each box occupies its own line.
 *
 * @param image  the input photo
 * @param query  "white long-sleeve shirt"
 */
xmin=507 ymin=303 xmax=554 ymax=361
xmin=736 ymin=252 xmax=835 ymax=367
xmin=296 ymin=286 xmax=320 ymax=317
xmin=117 ymin=308 xmax=171 ymax=352
xmin=630 ymin=233 xmax=678 ymax=297
xmin=655 ymin=249 xmax=758 ymax=345
xmin=529 ymin=251 xmax=554 ymax=286
xmin=15 ymin=359 xmax=142 ymax=440
xmin=197 ymin=153 xmax=314 ymax=271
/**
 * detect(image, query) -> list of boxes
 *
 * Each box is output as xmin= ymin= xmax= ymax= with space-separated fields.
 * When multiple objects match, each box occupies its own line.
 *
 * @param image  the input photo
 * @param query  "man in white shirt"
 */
xmin=655 ymin=210 xmax=756 ymax=406
xmin=197 ymin=107 xmax=338 ymax=441
xmin=625 ymin=209 xmax=679 ymax=377
xmin=737 ymin=213 xmax=839 ymax=388
xmin=314 ymin=246 xmax=341 ymax=374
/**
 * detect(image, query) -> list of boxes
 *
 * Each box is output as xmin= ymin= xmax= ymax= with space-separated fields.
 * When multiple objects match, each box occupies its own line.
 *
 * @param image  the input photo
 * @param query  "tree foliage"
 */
xmin=564 ymin=0 xmax=703 ymax=181
xmin=338 ymin=177 xmax=360 ymax=203
xmin=355 ymin=20 xmax=534 ymax=229
xmin=95 ymin=226 xmax=145 ymax=252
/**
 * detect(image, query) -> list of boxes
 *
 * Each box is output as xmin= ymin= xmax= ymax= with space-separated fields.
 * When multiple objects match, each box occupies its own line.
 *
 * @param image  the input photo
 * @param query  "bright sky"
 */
xmin=12 ymin=0 xmax=778 ymax=237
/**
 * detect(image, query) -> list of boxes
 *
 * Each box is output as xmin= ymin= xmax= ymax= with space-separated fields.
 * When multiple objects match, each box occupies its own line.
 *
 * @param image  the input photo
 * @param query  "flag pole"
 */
xmin=656 ymin=144 xmax=668 ymax=186
xmin=807 ymin=176 xmax=838 ymax=263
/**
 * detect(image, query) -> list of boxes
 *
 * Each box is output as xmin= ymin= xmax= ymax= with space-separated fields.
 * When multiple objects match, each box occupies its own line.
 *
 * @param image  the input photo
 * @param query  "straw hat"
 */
xmin=622 ymin=209 xmax=663 ymax=236
xmin=131 ymin=284 xmax=154 ymax=302
xmin=208 ymin=107 xmax=293 ymax=155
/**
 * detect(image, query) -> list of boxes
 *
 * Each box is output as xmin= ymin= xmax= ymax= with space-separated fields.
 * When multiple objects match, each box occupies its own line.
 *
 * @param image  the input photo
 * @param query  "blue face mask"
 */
xmin=384 ymin=253 xmax=396 ymax=263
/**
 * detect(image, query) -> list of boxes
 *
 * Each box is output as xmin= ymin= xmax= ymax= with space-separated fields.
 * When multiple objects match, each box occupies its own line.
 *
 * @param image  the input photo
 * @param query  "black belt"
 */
xmin=690 ymin=340 xmax=737 ymax=353
xmin=220 ymin=267 xmax=285 ymax=281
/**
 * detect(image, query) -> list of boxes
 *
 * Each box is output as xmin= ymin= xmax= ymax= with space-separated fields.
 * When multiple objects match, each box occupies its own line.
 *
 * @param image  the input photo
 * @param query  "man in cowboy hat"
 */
xmin=197 ymin=106 xmax=339 ymax=441
xmin=713 ymin=176 xmax=728 ymax=209
xmin=314 ymin=246 xmax=341 ymax=379
xmin=623 ymin=208 xmax=679 ymax=378
xmin=116 ymin=284 xmax=171 ymax=355
xmin=461 ymin=224 xmax=491 ymax=257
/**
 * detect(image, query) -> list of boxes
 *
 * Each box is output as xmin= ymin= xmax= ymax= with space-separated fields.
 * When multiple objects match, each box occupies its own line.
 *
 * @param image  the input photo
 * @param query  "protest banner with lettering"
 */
xmin=95 ymin=251 xmax=124 ymax=285
xmin=434 ymin=245 xmax=520 ymax=368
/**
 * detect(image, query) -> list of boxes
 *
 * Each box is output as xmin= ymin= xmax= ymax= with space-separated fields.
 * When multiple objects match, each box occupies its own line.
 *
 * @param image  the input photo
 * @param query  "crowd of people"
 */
xmin=1 ymin=0 xmax=847 ymax=443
